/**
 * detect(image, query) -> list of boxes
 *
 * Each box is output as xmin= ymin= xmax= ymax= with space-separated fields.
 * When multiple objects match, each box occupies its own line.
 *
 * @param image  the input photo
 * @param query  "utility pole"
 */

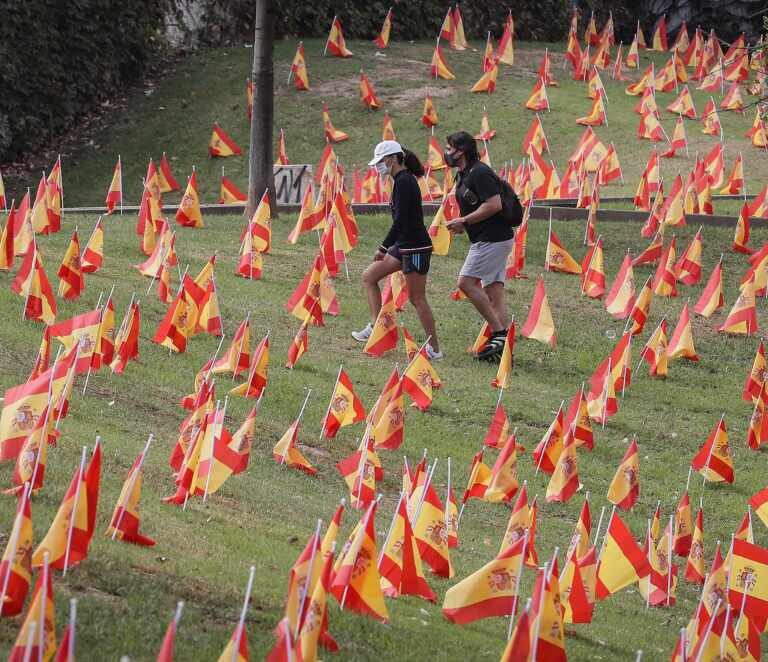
xmin=247 ymin=0 xmax=276 ymax=218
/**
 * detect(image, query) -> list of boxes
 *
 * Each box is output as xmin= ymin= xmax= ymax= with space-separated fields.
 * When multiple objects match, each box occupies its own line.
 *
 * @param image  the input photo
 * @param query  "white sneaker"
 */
xmin=351 ymin=322 xmax=373 ymax=342
xmin=426 ymin=344 xmax=444 ymax=361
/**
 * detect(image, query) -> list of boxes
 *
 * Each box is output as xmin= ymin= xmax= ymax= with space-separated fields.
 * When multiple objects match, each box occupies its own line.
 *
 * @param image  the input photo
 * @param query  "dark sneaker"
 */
xmin=476 ymin=332 xmax=506 ymax=361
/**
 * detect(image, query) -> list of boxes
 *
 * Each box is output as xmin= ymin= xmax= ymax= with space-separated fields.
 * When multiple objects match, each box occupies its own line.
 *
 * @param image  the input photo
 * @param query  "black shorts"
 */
xmin=387 ymin=245 xmax=431 ymax=275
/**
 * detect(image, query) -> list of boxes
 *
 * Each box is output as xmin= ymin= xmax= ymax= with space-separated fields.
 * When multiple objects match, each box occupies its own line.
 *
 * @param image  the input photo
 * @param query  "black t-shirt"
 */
xmin=380 ymin=170 xmax=433 ymax=253
xmin=455 ymin=161 xmax=514 ymax=243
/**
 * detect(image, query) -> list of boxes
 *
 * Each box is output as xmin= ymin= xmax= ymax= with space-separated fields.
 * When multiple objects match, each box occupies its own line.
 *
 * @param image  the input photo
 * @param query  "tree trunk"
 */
xmin=247 ymin=0 xmax=276 ymax=219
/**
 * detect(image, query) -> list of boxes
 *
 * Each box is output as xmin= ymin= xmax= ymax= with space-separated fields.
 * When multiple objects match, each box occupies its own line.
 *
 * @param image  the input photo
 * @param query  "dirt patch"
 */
xmin=309 ymin=77 xmax=360 ymax=98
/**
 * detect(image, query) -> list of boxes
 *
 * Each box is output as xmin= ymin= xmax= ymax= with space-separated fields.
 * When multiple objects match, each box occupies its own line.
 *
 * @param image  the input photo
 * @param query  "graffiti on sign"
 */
xmin=274 ymin=165 xmax=312 ymax=205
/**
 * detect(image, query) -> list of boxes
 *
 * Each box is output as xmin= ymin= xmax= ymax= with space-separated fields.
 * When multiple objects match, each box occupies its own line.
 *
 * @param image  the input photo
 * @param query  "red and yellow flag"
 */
xmin=12 ymin=242 xmax=57 ymax=324
xmin=359 ymin=70 xmax=381 ymax=109
xmin=532 ymin=404 xmax=564 ymax=475
xmin=718 ymin=276 xmax=758 ymax=335
xmin=485 ymin=433 xmax=519 ymax=503
xmin=521 ymin=276 xmax=556 ymax=347
xmin=546 ymin=432 xmax=579 ymax=503
xmin=273 ymin=417 xmax=316 ymax=476
xmin=0 ymin=487 xmax=33 ymax=617
xmin=595 ymin=510 xmax=650 ymax=599
xmin=208 ymin=123 xmax=242 ymax=157
xmin=442 ymin=536 xmax=527 ymax=625
xmin=728 ymin=539 xmax=768 ymax=630
xmin=321 ymin=369 xmax=366 ymax=439
xmin=8 ymin=561 xmax=56 ymax=662
xmin=490 ymin=322 xmax=515 ymax=389
xmin=331 ymin=501 xmax=388 ymax=622
xmin=175 ymin=170 xmax=203 ymax=228
xmin=667 ymin=302 xmax=698 ymax=360
xmin=607 ymin=438 xmax=640 ymax=510
xmin=691 ymin=417 xmax=733 ymax=483
xmin=105 ymin=157 xmax=122 ymax=213
xmin=325 ymin=16 xmax=352 ymax=57
xmin=462 ymin=449 xmax=491 ymax=503
xmin=105 ymin=447 xmax=155 ymax=546
xmin=290 ymin=42 xmax=310 ymax=90
xmin=694 ymin=260 xmax=724 ymax=317
xmin=684 ymin=506 xmax=705 ymax=584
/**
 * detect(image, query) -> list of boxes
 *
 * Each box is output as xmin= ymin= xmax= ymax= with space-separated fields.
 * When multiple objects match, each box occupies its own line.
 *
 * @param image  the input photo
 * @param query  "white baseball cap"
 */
xmin=368 ymin=140 xmax=403 ymax=165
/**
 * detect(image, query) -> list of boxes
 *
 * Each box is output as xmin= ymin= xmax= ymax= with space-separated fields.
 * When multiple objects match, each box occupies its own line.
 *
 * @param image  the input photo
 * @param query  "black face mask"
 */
xmin=444 ymin=149 xmax=461 ymax=167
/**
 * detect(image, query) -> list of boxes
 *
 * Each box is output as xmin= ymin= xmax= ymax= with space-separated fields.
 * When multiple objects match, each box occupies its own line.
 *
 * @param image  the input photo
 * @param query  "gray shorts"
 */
xmin=459 ymin=239 xmax=514 ymax=286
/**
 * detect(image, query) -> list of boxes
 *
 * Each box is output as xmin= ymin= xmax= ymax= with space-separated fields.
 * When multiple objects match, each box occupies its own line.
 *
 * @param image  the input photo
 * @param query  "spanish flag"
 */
xmin=230 ymin=334 xmax=268 ymax=399
xmin=605 ymin=253 xmax=635 ymax=319
xmin=564 ymin=385 xmax=593 ymax=450
xmin=546 ymin=432 xmax=580 ymax=503
xmin=294 ymin=545 xmax=337 ymax=661
xmin=483 ymin=401 xmax=510 ymax=449
xmin=32 ymin=442 xmax=101 ymax=570
xmin=683 ymin=506 xmax=705 ymax=584
xmin=321 ymin=369 xmax=366 ymax=439
xmin=528 ymin=561 xmax=566 ymax=659
xmin=421 ymin=93 xmax=439 ymax=127
xmin=691 ymin=417 xmax=733 ymax=483
xmin=208 ymin=123 xmax=242 ymax=157
xmin=694 ymin=260 xmax=724 ymax=317
xmin=595 ymin=509 xmax=650 ymax=599
xmin=379 ymin=492 xmax=436 ymax=602
xmin=105 ymin=157 xmax=122 ymax=213
xmin=12 ymin=241 xmax=57 ymax=324
xmin=673 ymin=491 xmax=692 ymax=556
xmin=402 ymin=346 xmax=440 ymax=411
xmin=581 ymin=236 xmax=605 ymax=298
xmin=325 ymin=16 xmax=352 ymax=58
xmin=667 ymin=302 xmax=698 ymax=360
xmin=567 ymin=497 xmax=592 ymax=561
xmin=175 ymin=170 xmax=203 ymax=228
xmin=285 ymin=318 xmax=310 ymax=369
xmin=442 ymin=536 xmax=526 ymax=624
xmin=718 ymin=276 xmax=758 ymax=335
xmin=56 ymin=230 xmax=84 ymax=300
xmin=491 ymin=321 xmax=515 ymax=389
xmin=80 ymin=218 xmax=104 ymax=274
xmin=532 ymin=403 xmax=564 ymax=475
xmin=336 ymin=438 xmax=381 ymax=509
xmin=0 ymin=487 xmax=33 ymax=616
xmin=666 ymin=85 xmax=697 ymax=118
xmin=606 ymin=438 xmax=640 ymax=510
xmin=462 ymin=449 xmax=491 ymax=503
xmin=8 ymin=560 xmax=56 ymax=662
xmin=470 ymin=63 xmax=499 ymax=94
xmin=290 ymin=42 xmax=310 ymax=90
xmin=105 ymin=446 xmax=155 ymax=546
xmin=499 ymin=486 xmax=537 ymax=564
xmin=110 ymin=300 xmax=140 ymax=375
xmin=727 ymin=538 xmax=768 ymax=630
xmin=413 ymin=478 xmax=453 ymax=578
xmin=322 ymin=104 xmax=349 ymax=143
xmin=359 ymin=70 xmax=381 ymax=110
xmin=561 ymin=547 xmax=593 ymax=624
xmin=521 ymin=114 xmax=548 ymax=154
xmin=331 ymin=501 xmax=388 ymax=622
xmin=485 ymin=433 xmax=519 ymax=503
xmin=545 ymin=228 xmax=581 ymax=274
xmin=273 ymin=418 xmax=316 ymax=476
xmin=525 ymin=77 xmax=549 ymax=111
xmin=429 ymin=43 xmax=454 ymax=80
xmin=521 ymin=276 xmax=556 ymax=347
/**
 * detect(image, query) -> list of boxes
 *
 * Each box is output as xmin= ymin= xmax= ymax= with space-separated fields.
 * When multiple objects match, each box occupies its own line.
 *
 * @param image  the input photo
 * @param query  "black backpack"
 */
xmin=457 ymin=162 xmax=524 ymax=228
xmin=498 ymin=178 xmax=524 ymax=227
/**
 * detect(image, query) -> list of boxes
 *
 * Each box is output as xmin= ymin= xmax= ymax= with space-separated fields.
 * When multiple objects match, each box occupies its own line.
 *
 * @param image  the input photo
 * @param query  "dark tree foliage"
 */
xmin=0 ymin=0 xmax=174 ymax=162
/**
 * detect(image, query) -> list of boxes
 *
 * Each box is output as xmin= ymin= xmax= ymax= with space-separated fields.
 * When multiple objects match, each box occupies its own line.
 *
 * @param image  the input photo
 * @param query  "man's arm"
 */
xmin=446 ymin=194 xmax=502 ymax=232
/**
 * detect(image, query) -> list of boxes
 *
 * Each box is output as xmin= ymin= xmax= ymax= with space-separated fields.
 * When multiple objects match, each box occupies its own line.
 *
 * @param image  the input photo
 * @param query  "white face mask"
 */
xmin=375 ymin=161 xmax=390 ymax=176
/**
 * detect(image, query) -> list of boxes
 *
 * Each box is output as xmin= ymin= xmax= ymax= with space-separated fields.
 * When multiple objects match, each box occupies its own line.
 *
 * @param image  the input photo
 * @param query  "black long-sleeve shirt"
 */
xmin=379 ymin=170 xmax=433 ymax=254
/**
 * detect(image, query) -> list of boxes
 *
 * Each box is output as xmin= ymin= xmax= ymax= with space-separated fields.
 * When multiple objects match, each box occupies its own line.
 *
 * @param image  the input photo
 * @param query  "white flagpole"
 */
xmin=294 ymin=519 xmax=323 ymax=640
xmin=232 ymin=566 xmax=256 ymax=662
xmin=38 ymin=552 xmax=49 ymax=662
xmin=63 ymin=446 xmax=88 ymax=576
xmin=67 ymin=598 xmax=77 ymax=660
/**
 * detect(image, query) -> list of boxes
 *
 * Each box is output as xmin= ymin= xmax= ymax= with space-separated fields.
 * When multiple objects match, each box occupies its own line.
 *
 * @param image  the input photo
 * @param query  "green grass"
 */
xmin=28 ymin=38 xmax=765 ymax=215
xmin=1 ymin=36 xmax=768 ymax=661
xmin=0 ymin=209 xmax=766 ymax=660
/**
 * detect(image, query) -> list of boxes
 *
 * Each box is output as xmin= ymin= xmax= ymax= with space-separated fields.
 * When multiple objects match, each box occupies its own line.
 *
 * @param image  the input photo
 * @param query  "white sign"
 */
xmin=274 ymin=165 xmax=312 ymax=205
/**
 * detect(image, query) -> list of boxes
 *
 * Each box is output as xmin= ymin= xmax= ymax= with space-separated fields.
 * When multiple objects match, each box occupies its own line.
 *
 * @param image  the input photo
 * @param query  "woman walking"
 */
xmin=351 ymin=140 xmax=441 ymax=359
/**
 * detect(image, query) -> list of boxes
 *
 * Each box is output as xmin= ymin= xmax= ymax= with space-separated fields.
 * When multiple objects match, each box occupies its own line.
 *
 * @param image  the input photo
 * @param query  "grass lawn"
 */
xmin=1 ymin=34 xmax=767 ymax=661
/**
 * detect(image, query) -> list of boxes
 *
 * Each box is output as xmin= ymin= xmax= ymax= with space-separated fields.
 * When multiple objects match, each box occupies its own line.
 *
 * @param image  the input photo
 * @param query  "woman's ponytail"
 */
xmin=398 ymin=148 xmax=425 ymax=177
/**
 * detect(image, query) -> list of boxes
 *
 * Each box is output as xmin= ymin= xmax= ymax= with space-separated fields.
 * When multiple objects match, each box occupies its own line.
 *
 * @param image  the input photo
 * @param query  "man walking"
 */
xmin=444 ymin=131 xmax=513 ymax=361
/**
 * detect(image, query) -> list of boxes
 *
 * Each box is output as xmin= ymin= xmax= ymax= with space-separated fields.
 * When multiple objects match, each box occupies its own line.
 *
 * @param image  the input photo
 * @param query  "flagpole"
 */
xmin=231 ymin=313 xmax=251 ymax=381
xmin=596 ymin=506 xmax=616 ymax=566
xmin=666 ymin=513 xmax=674 ymax=606
xmin=528 ymin=560 xmax=550 ymax=662
xmin=645 ymin=519 xmax=652 ymax=609
xmin=0 ymin=483 xmax=31 ymax=616
xmin=203 ymin=397 xmax=228 ymax=502
xmin=38 ymin=552 xmax=49 ymax=661
xmin=700 ymin=412 xmax=725 ymax=492
xmin=294 ymin=519 xmax=323 ymax=640
xmin=63 ymin=446 xmax=88 ymax=577
xmin=232 ymin=566 xmax=256 ymax=662
xmin=283 ymin=390 xmax=312 ymax=465
xmin=351 ymin=437 xmax=368 ymax=509
xmin=318 ymin=365 xmax=343 ymax=444
xmin=22 ymin=622 xmax=36 ymax=662
xmin=322 ymin=17 xmax=335 ymax=56
xmin=67 ymin=598 xmax=77 ymax=659
xmin=112 ymin=433 xmax=153 ymax=540
xmin=378 ymin=490 xmax=405 ymax=568
xmin=545 ymin=210 xmax=552 ymax=270
xmin=507 ymin=529 xmax=529 ymax=638
xmin=341 ymin=497 xmax=380 ymax=610
xmin=444 ymin=456 xmax=452 ymax=534
xmin=412 ymin=460 xmax=437 ymax=527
